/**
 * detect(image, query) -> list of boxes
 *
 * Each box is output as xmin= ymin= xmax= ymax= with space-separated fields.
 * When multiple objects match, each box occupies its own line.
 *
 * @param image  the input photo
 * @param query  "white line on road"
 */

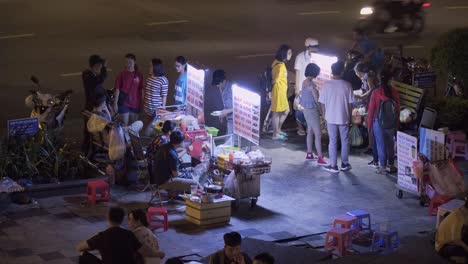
xmin=237 ymin=53 xmax=275 ymax=59
xmin=298 ymin=11 xmax=341 ymax=16
xmin=145 ymin=20 xmax=189 ymax=26
xmin=446 ymin=6 xmax=468 ymax=10
xmin=0 ymin=33 xmax=35 ymax=40
xmin=61 ymin=69 xmax=112 ymax=77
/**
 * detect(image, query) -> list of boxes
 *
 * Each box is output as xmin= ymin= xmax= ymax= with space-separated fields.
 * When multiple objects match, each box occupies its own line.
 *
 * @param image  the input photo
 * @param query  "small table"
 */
xmin=183 ymin=194 xmax=235 ymax=226
xmin=436 ymin=199 xmax=464 ymax=228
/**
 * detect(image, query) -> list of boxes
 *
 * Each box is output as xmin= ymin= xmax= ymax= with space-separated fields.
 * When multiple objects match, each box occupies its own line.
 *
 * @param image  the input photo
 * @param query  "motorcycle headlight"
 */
xmin=360 ymin=7 xmax=373 ymax=16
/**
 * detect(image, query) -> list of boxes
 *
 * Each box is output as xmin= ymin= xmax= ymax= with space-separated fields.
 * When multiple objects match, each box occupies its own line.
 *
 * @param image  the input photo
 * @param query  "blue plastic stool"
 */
xmin=346 ymin=209 xmax=371 ymax=232
xmin=370 ymin=231 xmax=400 ymax=253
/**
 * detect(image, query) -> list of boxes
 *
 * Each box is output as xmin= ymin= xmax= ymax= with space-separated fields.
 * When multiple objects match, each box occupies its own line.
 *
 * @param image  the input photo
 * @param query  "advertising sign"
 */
xmin=397 ymin=131 xmax=418 ymax=193
xmin=232 ymin=84 xmax=261 ymax=145
xmin=7 ymin=117 xmax=39 ymax=137
xmin=413 ymin=72 xmax=436 ymax=89
xmin=311 ymin=53 xmax=338 ymax=90
xmin=419 ymin=128 xmax=447 ymax=162
xmin=186 ymin=64 xmax=205 ymax=117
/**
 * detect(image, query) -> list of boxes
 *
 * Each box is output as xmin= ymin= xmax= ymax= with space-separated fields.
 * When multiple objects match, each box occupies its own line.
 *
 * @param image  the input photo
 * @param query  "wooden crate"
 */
xmin=184 ymin=195 xmax=234 ymax=226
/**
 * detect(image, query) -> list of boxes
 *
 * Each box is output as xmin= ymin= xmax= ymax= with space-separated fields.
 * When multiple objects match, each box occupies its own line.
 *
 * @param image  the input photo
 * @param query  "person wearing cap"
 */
xmin=211 ymin=69 xmax=237 ymax=145
xmin=82 ymin=54 xmax=108 ymax=155
xmin=294 ymin=38 xmax=320 ymax=136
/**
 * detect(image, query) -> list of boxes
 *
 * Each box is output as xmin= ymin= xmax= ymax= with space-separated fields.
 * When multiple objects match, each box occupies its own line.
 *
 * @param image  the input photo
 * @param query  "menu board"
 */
xmin=186 ymin=64 xmax=205 ymax=114
xmin=397 ymin=131 xmax=418 ymax=193
xmin=311 ymin=53 xmax=338 ymax=90
xmin=232 ymin=84 xmax=261 ymax=145
xmin=8 ymin=117 xmax=39 ymax=137
xmin=419 ymin=128 xmax=447 ymax=161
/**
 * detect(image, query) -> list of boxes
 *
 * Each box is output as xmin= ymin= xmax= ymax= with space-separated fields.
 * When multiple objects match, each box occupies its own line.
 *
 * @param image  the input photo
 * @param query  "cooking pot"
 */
xmin=204 ymin=183 xmax=223 ymax=194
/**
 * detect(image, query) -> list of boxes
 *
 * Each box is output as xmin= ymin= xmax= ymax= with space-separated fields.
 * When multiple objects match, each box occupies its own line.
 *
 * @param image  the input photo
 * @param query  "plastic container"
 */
xmin=205 ymin=127 xmax=219 ymax=136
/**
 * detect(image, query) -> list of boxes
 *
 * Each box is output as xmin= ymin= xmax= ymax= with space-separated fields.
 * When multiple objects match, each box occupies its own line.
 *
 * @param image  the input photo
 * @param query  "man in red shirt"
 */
xmin=114 ymin=53 xmax=144 ymax=126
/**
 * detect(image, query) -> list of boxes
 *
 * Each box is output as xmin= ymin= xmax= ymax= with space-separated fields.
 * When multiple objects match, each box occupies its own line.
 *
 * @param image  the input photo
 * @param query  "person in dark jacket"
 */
xmin=82 ymin=55 xmax=108 ymax=155
xmin=209 ymin=232 xmax=252 ymax=264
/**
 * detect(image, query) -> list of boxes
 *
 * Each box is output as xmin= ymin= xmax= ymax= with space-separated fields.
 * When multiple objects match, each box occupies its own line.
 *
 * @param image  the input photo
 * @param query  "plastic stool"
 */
xmin=333 ymin=214 xmax=358 ymax=235
xmin=147 ymin=207 xmax=168 ymax=231
xmin=371 ymin=231 xmax=400 ymax=253
xmin=86 ymin=180 xmax=111 ymax=205
xmin=346 ymin=209 xmax=371 ymax=232
xmin=429 ymin=196 xmax=452 ymax=216
xmin=324 ymin=227 xmax=353 ymax=256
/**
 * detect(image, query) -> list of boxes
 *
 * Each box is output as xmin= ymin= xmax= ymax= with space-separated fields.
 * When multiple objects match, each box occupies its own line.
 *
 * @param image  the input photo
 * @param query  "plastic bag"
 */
xmin=223 ymin=170 xmax=240 ymax=199
xmin=350 ymin=125 xmax=363 ymax=147
xmin=108 ymin=126 xmax=126 ymax=160
xmin=87 ymin=113 xmax=109 ymax=133
xmin=400 ymin=108 xmax=414 ymax=124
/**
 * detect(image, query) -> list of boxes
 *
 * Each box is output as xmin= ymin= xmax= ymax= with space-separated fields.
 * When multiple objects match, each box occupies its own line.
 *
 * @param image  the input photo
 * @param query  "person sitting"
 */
xmin=76 ymin=207 xmax=155 ymax=264
xmin=128 ymin=209 xmax=165 ymax=264
xmin=209 ymin=232 xmax=252 ymax=264
xmin=435 ymin=196 xmax=468 ymax=263
xmin=152 ymin=130 xmax=196 ymax=193
xmin=253 ymin=253 xmax=275 ymax=264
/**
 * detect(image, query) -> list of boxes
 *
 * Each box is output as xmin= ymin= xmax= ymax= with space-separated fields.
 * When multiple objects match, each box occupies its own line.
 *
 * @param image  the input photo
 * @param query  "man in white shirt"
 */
xmin=319 ymin=61 xmax=354 ymax=173
xmin=294 ymin=38 xmax=319 ymax=136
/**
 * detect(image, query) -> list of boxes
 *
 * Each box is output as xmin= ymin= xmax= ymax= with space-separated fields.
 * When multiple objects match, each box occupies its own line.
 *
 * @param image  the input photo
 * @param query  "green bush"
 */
xmin=431 ymin=28 xmax=468 ymax=90
xmin=427 ymin=97 xmax=468 ymax=133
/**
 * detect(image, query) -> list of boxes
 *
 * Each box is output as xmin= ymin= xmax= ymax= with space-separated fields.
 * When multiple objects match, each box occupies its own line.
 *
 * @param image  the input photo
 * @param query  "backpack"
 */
xmin=378 ymin=98 xmax=398 ymax=129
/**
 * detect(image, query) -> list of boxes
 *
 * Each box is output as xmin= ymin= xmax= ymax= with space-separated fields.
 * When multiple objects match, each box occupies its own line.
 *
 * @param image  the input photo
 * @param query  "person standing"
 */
xmin=143 ymin=58 xmax=169 ymax=136
xmin=366 ymin=72 xmax=400 ymax=174
xmin=300 ymin=63 xmax=327 ymax=165
xmin=82 ymin=54 xmax=107 ymax=155
xmin=211 ymin=69 xmax=237 ymax=146
xmin=174 ymin=56 xmax=188 ymax=106
xmin=271 ymin=44 xmax=293 ymax=141
xmin=351 ymin=29 xmax=384 ymax=74
xmin=361 ymin=71 xmax=380 ymax=168
xmin=114 ymin=53 xmax=144 ymax=126
xmin=319 ymin=61 xmax=354 ymax=173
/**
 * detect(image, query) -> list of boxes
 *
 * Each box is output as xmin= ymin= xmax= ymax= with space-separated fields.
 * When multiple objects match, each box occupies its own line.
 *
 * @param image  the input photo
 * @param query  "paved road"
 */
xmin=1 ymin=0 xmax=467 ymax=137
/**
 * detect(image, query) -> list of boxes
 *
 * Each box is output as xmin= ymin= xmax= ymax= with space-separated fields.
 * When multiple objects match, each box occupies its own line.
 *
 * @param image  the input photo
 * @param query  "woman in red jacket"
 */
xmin=366 ymin=72 xmax=400 ymax=174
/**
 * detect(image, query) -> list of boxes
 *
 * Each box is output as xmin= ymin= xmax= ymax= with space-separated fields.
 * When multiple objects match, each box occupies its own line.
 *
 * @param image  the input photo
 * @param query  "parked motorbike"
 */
xmin=357 ymin=1 xmax=430 ymax=35
xmin=387 ymin=45 xmax=430 ymax=84
xmin=25 ymin=75 xmax=73 ymax=131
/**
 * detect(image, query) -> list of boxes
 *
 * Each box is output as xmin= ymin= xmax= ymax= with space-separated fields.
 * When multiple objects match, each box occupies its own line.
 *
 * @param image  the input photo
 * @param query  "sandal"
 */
xmin=272 ymin=134 xmax=288 ymax=141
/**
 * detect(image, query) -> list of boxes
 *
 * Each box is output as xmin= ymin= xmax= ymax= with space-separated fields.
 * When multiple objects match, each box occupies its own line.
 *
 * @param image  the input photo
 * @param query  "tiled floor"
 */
xmin=1 ymin=135 xmax=466 ymax=263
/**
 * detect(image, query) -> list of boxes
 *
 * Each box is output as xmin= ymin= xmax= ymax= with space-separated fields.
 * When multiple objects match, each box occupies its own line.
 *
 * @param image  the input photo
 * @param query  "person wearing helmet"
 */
xmin=294 ymin=38 xmax=320 ymax=136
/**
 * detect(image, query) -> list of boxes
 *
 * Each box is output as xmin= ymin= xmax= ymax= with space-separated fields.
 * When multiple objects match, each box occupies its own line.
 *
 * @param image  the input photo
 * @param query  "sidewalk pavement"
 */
xmin=1 ymin=133 xmax=466 ymax=264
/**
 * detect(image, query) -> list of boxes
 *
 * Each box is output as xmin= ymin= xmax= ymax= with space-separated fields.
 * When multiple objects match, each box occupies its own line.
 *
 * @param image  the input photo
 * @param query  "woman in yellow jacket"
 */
xmin=271 ymin=44 xmax=293 ymax=140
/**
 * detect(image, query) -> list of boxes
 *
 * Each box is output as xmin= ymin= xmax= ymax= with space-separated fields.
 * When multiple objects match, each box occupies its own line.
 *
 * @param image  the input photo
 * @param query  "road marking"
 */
xmin=145 ymin=20 xmax=189 ymax=26
xmin=0 ymin=33 xmax=35 ymax=40
xmin=298 ymin=11 xmax=341 ymax=16
xmin=61 ymin=69 xmax=112 ymax=77
xmin=446 ymin=6 xmax=468 ymax=10
xmin=237 ymin=53 xmax=275 ymax=59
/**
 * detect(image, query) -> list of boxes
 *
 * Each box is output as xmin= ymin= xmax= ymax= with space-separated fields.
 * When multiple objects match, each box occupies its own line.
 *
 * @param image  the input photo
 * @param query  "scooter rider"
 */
xmin=351 ymin=29 xmax=384 ymax=75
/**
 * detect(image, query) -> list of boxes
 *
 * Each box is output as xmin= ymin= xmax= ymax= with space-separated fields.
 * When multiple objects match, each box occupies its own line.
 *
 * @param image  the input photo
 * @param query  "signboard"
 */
xmin=311 ymin=53 xmax=338 ymax=90
xmin=7 ymin=117 xmax=39 ymax=137
xmin=419 ymin=128 xmax=447 ymax=162
xmin=397 ymin=131 xmax=418 ymax=193
xmin=232 ymin=84 xmax=261 ymax=145
xmin=413 ymin=72 xmax=436 ymax=89
xmin=186 ymin=64 xmax=205 ymax=116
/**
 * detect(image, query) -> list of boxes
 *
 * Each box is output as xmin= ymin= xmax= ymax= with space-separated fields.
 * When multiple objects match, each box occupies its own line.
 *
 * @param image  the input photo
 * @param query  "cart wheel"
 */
xmin=396 ymin=190 xmax=403 ymax=199
xmin=250 ymin=197 xmax=258 ymax=208
xmin=232 ymin=200 xmax=240 ymax=210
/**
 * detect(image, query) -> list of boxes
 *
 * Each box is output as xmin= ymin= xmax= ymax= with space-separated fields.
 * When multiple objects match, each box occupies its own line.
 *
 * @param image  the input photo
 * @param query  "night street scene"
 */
xmin=2 ymin=0 xmax=468 ymax=263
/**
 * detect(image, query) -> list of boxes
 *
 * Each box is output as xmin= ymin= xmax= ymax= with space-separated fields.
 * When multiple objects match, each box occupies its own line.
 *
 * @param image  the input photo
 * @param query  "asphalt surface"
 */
xmin=1 ymin=0 xmax=468 ymax=138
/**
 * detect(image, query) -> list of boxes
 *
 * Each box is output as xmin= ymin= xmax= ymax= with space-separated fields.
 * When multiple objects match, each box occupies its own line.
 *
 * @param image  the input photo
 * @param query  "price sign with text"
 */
xmin=232 ymin=84 xmax=261 ymax=145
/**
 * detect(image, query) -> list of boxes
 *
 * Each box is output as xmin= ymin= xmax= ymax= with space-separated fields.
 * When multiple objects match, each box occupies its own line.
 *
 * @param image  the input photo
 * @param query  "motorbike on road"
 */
xmin=357 ymin=1 xmax=430 ymax=35
xmin=25 ymin=76 xmax=73 ymax=132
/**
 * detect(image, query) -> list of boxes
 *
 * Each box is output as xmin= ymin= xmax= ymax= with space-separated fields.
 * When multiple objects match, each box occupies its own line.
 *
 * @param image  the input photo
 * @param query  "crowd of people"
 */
xmin=270 ymin=30 xmax=400 ymax=174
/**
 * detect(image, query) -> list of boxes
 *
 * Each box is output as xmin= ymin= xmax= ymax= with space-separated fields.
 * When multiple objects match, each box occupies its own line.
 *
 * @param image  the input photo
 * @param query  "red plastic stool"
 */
xmin=324 ymin=227 xmax=353 ymax=256
xmin=86 ymin=180 xmax=111 ymax=205
xmin=429 ymin=196 xmax=452 ymax=216
xmin=333 ymin=214 xmax=358 ymax=235
xmin=147 ymin=207 xmax=168 ymax=231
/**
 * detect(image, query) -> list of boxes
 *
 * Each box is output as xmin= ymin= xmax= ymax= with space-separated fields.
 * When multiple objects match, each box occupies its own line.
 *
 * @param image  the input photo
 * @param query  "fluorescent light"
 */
xmin=360 ymin=7 xmax=373 ymax=15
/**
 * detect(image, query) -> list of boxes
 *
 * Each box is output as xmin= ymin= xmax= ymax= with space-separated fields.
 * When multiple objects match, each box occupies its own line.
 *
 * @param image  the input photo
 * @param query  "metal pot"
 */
xmin=204 ymin=183 xmax=223 ymax=194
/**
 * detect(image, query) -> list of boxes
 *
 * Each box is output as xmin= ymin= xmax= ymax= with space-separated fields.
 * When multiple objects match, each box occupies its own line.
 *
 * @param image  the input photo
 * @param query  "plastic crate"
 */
xmin=205 ymin=127 xmax=219 ymax=136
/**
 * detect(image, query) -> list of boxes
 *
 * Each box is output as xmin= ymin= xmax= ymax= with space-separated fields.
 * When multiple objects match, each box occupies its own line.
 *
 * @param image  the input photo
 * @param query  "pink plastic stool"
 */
xmin=147 ymin=207 xmax=168 ymax=231
xmin=324 ymin=227 xmax=353 ymax=256
xmin=86 ymin=180 xmax=111 ymax=205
